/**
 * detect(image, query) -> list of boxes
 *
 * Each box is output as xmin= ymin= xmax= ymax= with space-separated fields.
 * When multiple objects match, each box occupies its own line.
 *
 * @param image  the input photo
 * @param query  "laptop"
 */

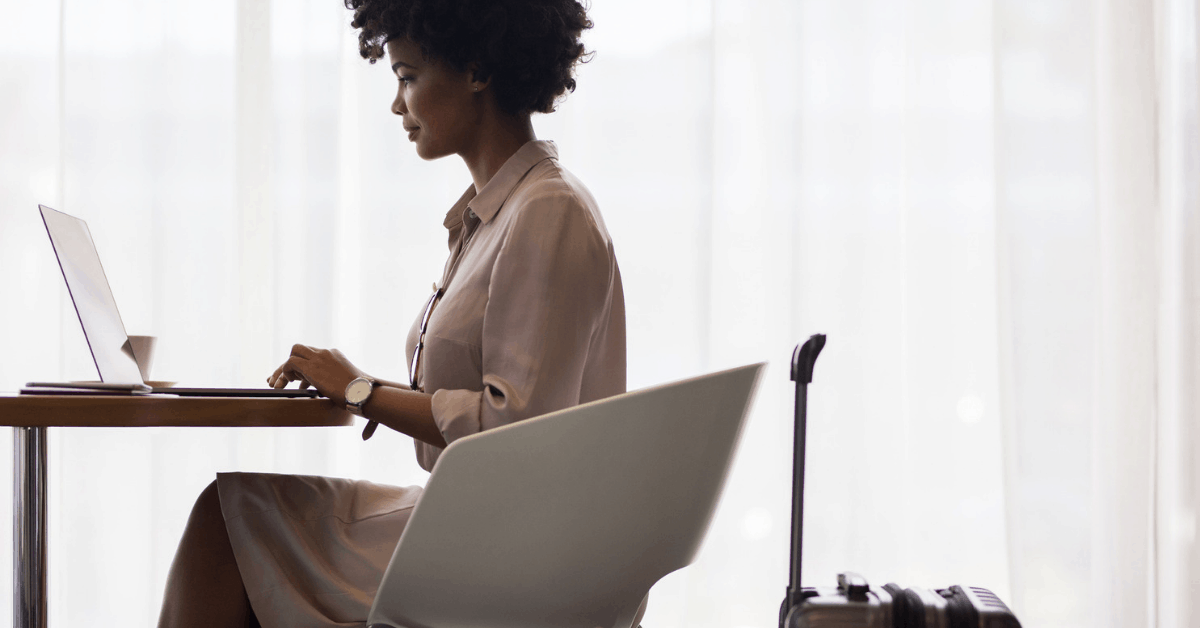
xmin=24 ymin=205 xmax=319 ymax=398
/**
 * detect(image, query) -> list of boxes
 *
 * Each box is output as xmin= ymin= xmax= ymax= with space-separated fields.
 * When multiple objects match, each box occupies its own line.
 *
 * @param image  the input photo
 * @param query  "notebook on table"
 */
xmin=24 ymin=205 xmax=319 ymax=398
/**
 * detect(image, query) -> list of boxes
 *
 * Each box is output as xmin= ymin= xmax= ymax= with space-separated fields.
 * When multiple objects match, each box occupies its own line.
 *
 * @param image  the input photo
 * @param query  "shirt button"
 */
xmin=467 ymin=209 xmax=477 ymax=220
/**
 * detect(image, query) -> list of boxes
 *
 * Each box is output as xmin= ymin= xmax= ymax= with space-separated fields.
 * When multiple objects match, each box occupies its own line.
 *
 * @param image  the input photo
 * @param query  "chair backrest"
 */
xmin=367 ymin=362 xmax=765 ymax=628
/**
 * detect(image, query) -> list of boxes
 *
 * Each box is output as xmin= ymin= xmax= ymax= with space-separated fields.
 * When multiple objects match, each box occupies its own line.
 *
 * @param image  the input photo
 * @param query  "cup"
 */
xmin=127 ymin=335 xmax=156 ymax=382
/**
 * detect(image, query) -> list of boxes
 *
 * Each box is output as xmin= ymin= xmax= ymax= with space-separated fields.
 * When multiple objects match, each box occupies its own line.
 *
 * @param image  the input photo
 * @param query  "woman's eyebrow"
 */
xmin=391 ymin=61 xmax=417 ymax=73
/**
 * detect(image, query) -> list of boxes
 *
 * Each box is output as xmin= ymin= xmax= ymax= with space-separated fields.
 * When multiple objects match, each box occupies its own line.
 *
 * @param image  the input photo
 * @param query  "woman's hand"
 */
xmin=267 ymin=344 xmax=365 ymax=406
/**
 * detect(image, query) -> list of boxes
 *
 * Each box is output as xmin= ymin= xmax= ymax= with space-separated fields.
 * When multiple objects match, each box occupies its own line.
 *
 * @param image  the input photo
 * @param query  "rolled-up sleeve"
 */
xmin=427 ymin=189 xmax=616 ymax=447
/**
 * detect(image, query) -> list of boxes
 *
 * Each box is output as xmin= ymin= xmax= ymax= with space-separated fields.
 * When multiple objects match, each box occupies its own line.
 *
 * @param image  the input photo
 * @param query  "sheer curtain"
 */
xmin=0 ymin=1 xmax=1196 ymax=627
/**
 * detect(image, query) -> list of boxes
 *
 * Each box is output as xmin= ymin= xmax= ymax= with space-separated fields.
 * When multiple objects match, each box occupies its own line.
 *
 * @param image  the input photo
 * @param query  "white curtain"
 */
xmin=1 ymin=1 xmax=1197 ymax=627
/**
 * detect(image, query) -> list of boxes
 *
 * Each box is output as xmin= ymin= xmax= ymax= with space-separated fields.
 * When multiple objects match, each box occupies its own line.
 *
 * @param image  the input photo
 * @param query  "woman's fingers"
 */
xmin=268 ymin=356 xmax=310 ymax=388
xmin=266 ymin=345 xmax=361 ymax=402
xmin=268 ymin=363 xmax=286 ymax=387
xmin=270 ymin=370 xmax=293 ymax=389
xmin=268 ymin=363 xmax=290 ymax=388
xmin=291 ymin=344 xmax=318 ymax=358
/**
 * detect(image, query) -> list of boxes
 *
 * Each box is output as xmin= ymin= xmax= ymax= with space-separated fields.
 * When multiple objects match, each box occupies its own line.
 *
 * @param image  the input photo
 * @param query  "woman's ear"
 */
xmin=467 ymin=62 xmax=491 ymax=93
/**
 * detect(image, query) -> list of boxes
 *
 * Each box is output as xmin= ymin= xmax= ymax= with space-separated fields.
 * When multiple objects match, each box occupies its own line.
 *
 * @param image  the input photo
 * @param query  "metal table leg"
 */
xmin=14 ymin=427 xmax=47 ymax=628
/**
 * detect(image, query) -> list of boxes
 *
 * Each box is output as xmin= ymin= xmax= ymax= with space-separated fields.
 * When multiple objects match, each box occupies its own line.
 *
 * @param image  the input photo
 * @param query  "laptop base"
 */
xmin=23 ymin=382 xmax=320 ymax=398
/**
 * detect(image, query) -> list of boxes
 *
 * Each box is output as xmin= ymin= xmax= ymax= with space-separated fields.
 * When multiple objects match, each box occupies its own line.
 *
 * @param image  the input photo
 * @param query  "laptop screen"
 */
xmin=39 ymin=205 xmax=145 ymax=385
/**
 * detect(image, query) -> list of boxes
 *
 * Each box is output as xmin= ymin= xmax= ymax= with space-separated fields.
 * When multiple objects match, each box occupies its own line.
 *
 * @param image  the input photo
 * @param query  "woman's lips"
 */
xmin=406 ymin=127 xmax=419 ymax=141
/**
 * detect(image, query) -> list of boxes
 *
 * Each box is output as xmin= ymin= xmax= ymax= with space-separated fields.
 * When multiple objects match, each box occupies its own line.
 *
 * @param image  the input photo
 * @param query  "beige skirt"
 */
xmin=216 ymin=472 xmax=423 ymax=628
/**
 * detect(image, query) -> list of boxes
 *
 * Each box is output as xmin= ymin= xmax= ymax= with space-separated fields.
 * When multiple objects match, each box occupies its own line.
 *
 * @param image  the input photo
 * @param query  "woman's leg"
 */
xmin=157 ymin=479 xmax=256 ymax=628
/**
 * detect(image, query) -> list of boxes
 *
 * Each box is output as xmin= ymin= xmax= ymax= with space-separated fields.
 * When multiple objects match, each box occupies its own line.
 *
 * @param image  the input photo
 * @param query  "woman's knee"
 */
xmin=186 ymin=479 xmax=223 ymax=529
xmin=175 ymin=478 xmax=234 ymax=566
xmin=198 ymin=478 xmax=219 ymax=502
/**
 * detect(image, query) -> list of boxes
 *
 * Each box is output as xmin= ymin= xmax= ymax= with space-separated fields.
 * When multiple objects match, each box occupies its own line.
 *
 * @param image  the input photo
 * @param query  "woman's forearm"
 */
xmin=360 ymin=386 xmax=446 ymax=448
xmin=372 ymin=377 xmax=409 ymax=390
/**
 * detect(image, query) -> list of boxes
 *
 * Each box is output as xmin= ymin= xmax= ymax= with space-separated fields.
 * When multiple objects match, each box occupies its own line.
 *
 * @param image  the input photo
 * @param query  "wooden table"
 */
xmin=0 ymin=394 xmax=354 ymax=628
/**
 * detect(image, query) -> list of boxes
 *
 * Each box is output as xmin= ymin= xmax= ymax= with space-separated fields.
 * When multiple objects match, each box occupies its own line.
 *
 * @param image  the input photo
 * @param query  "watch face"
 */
xmin=346 ymin=379 xmax=373 ymax=405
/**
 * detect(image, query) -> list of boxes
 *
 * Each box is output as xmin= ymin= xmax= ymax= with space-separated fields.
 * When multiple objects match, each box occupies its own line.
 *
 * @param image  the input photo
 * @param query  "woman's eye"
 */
xmin=398 ymin=76 xmax=414 ymax=85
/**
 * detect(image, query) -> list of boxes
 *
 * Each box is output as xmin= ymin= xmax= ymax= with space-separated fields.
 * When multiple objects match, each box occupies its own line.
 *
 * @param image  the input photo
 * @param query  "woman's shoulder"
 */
xmin=505 ymin=157 xmax=608 ymax=235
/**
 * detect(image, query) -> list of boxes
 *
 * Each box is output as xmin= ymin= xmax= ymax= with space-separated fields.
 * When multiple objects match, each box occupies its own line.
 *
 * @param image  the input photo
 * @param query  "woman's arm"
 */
xmin=358 ymin=386 xmax=446 ymax=448
xmin=267 ymin=345 xmax=446 ymax=448
xmin=372 ymin=377 xmax=410 ymax=390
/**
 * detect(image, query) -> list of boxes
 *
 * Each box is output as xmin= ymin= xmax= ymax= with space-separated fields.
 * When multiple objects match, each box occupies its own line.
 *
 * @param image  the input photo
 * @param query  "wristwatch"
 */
xmin=345 ymin=376 xmax=378 ymax=416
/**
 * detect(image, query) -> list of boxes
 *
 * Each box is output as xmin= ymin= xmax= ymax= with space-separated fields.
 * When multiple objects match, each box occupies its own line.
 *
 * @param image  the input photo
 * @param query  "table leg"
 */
xmin=13 ymin=427 xmax=47 ymax=628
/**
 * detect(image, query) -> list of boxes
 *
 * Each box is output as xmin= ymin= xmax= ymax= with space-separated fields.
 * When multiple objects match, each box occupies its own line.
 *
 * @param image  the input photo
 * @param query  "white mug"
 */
xmin=127 ymin=335 xmax=156 ymax=382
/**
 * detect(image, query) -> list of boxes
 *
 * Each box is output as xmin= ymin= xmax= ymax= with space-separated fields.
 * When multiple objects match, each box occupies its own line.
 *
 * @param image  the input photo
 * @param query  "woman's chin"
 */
xmin=413 ymin=142 xmax=450 ymax=162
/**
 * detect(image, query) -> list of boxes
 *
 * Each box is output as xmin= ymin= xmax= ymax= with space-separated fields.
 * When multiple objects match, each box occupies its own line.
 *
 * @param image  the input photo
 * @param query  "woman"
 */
xmin=156 ymin=1 xmax=626 ymax=627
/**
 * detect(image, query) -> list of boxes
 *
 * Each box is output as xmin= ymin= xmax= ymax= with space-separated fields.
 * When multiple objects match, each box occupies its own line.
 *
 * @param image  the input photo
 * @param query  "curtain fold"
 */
xmin=1091 ymin=1 xmax=1159 ymax=627
xmin=1155 ymin=0 xmax=1200 ymax=626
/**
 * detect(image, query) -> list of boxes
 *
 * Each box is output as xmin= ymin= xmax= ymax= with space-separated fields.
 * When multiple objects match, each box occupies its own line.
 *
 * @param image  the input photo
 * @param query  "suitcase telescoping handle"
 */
xmin=785 ymin=334 xmax=825 ymax=613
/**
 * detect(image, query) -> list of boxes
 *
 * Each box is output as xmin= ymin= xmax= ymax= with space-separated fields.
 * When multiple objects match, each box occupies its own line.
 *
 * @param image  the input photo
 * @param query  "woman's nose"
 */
xmin=391 ymin=91 xmax=406 ymax=116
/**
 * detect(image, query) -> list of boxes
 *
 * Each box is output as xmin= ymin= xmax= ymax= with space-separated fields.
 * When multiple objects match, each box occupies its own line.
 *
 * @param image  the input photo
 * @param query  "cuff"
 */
xmin=430 ymin=388 xmax=484 ymax=446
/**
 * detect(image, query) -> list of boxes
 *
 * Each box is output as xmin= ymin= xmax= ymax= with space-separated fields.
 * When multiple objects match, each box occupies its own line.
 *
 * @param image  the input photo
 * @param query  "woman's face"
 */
xmin=386 ymin=38 xmax=482 ymax=160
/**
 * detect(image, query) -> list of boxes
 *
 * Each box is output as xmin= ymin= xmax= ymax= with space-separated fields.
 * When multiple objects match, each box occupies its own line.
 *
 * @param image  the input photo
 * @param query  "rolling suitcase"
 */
xmin=779 ymin=334 xmax=1022 ymax=628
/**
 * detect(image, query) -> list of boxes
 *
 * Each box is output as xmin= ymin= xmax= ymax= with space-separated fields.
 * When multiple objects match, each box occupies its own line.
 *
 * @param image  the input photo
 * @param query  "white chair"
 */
xmin=367 ymin=362 xmax=766 ymax=628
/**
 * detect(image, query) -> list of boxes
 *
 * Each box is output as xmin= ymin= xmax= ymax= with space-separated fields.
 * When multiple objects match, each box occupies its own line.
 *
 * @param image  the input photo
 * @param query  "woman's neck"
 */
xmin=460 ymin=113 xmax=537 ymax=193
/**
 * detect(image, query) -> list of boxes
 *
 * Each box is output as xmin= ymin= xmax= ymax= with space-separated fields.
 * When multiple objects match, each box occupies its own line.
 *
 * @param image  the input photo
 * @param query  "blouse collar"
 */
xmin=442 ymin=140 xmax=558 ymax=234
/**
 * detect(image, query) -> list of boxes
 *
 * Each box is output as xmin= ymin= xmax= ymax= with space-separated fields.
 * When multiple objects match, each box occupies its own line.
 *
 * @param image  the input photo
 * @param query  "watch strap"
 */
xmin=346 ymin=377 xmax=377 ymax=439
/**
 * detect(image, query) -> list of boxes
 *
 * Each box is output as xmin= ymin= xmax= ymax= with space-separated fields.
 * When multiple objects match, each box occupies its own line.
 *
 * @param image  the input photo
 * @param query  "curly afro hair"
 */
xmin=345 ymin=0 xmax=593 ymax=116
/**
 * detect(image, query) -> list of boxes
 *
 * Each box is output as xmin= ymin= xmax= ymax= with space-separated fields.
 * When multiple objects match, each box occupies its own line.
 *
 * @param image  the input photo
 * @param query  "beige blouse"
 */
xmin=412 ymin=139 xmax=626 ymax=470
xmin=217 ymin=139 xmax=626 ymax=627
